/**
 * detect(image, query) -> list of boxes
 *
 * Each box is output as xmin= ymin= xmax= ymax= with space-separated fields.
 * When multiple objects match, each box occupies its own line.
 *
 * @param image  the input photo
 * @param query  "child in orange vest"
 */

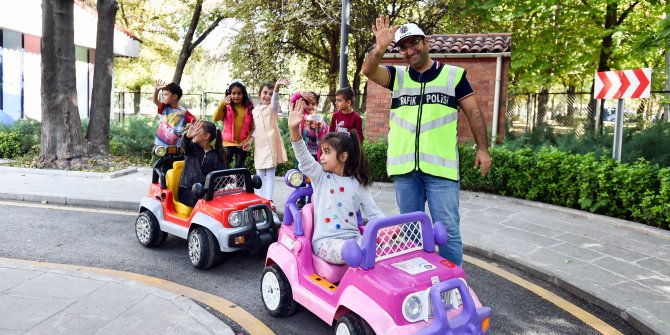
xmin=213 ymin=80 xmax=255 ymax=168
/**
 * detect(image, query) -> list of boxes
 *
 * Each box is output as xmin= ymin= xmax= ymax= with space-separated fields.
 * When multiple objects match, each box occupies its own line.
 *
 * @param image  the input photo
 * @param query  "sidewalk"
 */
xmin=1 ymin=166 xmax=669 ymax=335
xmin=0 ymin=258 xmax=234 ymax=335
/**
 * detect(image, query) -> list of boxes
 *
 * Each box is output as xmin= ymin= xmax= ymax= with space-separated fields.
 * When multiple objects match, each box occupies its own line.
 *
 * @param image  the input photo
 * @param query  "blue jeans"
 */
xmin=394 ymin=170 xmax=462 ymax=266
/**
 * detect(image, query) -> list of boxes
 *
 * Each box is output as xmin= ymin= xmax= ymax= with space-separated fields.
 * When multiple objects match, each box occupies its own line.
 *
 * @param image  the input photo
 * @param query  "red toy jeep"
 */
xmin=135 ymin=146 xmax=279 ymax=269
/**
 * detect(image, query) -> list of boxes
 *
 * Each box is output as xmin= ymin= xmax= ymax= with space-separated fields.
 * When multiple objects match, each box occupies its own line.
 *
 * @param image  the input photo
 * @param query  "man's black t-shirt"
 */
xmin=384 ymin=61 xmax=474 ymax=104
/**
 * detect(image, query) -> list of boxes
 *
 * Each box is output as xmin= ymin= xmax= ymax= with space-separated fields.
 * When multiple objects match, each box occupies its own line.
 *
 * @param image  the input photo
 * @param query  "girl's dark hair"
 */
xmin=309 ymin=91 xmax=321 ymax=103
xmin=201 ymin=121 xmax=226 ymax=163
xmin=225 ymin=82 xmax=254 ymax=118
xmin=259 ymin=82 xmax=274 ymax=96
xmin=321 ymin=131 xmax=371 ymax=186
xmin=228 ymin=82 xmax=253 ymax=107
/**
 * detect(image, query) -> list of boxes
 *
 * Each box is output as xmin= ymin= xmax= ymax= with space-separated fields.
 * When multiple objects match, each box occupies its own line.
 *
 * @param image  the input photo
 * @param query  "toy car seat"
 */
xmin=165 ymin=160 xmax=193 ymax=217
xmin=301 ymin=203 xmax=348 ymax=283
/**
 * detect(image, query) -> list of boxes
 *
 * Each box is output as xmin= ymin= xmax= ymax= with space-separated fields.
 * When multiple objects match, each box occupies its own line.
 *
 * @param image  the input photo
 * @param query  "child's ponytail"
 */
xmin=349 ymin=130 xmax=372 ymax=187
xmin=321 ymin=131 xmax=372 ymax=187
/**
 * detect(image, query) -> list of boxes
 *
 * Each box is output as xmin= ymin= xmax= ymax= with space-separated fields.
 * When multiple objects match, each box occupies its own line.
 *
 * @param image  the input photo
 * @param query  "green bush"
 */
xmin=576 ymin=154 xmax=618 ymax=214
xmin=503 ymin=121 xmax=670 ymax=167
xmin=467 ymin=147 xmax=535 ymax=198
xmin=0 ymin=131 xmax=22 ymax=158
xmin=364 ymin=140 xmax=390 ymax=182
xmin=460 ymin=145 xmax=670 ymax=228
xmin=0 ymin=119 xmax=41 ymax=155
xmin=620 ymin=122 xmax=670 ymax=167
xmin=639 ymin=168 xmax=670 ymax=224
xmin=109 ymin=116 xmax=157 ymax=164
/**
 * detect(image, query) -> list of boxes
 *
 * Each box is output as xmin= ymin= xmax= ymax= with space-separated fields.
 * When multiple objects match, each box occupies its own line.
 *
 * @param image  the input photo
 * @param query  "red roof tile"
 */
xmin=386 ymin=33 xmax=511 ymax=54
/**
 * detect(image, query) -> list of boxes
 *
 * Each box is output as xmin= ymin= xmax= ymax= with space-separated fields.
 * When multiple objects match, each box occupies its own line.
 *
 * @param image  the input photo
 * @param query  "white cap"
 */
xmin=394 ymin=23 xmax=425 ymax=45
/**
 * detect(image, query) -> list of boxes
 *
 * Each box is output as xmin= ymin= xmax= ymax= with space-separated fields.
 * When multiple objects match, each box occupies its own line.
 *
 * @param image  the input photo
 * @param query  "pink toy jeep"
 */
xmin=261 ymin=170 xmax=491 ymax=335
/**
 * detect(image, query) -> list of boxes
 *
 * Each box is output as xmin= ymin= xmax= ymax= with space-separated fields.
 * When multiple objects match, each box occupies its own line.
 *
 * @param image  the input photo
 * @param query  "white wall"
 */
xmin=23 ymin=36 xmax=41 ymax=120
xmin=75 ymin=45 xmax=89 ymax=119
xmin=2 ymin=30 xmax=22 ymax=120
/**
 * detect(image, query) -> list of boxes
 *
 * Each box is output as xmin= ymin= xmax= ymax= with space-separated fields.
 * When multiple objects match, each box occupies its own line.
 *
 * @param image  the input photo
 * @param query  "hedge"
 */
xmin=0 ymin=132 xmax=22 ymax=158
xmin=0 ymin=119 xmax=40 ymax=158
xmin=459 ymin=146 xmax=670 ymax=228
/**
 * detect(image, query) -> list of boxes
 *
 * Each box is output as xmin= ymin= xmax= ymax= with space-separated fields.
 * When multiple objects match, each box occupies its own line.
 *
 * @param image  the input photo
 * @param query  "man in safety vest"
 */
xmin=362 ymin=16 xmax=491 ymax=266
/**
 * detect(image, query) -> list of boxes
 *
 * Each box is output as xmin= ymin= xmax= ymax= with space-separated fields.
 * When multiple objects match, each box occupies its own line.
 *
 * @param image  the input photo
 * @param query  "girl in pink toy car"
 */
xmin=260 ymin=100 xmax=491 ymax=335
xmin=288 ymin=99 xmax=385 ymax=264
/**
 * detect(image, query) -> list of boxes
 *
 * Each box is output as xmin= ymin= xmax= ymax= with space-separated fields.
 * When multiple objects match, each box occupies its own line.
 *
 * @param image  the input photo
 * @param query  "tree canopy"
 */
xmin=111 ymin=0 xmax=667 ymax=95
xmin=109 ymin=0 xmax=226 ymax=91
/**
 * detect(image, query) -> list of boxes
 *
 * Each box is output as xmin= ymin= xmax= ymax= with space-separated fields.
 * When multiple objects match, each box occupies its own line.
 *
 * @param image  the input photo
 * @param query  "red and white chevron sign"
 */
xmin=594 ymin=68 xmax=651 ymax=99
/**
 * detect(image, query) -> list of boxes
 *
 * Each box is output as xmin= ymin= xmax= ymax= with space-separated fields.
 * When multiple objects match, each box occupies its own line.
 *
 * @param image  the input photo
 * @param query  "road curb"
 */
xmin=463 ymin=244 xmax=660 ymax=335
xmin=0 ymin=166 xmax=138 ymax=179
xmin=0 ymin=191 xmax=139 ymax=211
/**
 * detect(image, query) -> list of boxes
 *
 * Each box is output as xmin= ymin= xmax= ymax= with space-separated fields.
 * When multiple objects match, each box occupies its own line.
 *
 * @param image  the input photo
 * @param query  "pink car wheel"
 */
xmin=335 ymin=314 xmax=374 ymax=335
xmin=261 ymin=265 xmax=299 ymax=317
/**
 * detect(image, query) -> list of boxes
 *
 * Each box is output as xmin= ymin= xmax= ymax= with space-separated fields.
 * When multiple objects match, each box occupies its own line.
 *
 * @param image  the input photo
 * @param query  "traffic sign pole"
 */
xmin=613 ymin=99 xmax=624 ymax=161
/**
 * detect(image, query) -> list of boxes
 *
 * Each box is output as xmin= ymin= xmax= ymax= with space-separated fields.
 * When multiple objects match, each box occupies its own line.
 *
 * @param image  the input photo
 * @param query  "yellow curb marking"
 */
xmin=0 ymin=200 xmax=137 ymax=216
xmin=0 ymin=258 xmax=275 ymax=335
xmin=464 ymin=254 xmax=624 ymax=335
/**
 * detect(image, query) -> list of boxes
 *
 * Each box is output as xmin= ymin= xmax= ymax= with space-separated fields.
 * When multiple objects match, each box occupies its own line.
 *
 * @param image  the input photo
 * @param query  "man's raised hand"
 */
xmin=372 ymin=16 xmax=397 ymax=49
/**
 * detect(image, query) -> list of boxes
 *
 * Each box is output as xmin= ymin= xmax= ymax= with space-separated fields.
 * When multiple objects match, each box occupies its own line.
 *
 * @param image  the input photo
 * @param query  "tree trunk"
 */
xmin=352 ymin=45 xmax=366 ymax=113
xmin=37 ymin=0 xmax=88 ymax=168
xmin=172 ymin=0 xmax=223 ymax=85
xmin=87 ymin=0 xmax=119 ymax=155
xmin=172 ymin=0 xmax=202 ymax=84
xmin=133 ymin=91 xmax=141 ymax=115
xmin=323 ymin=28 xmax=340 ymax=114
xmin=597 ymin=3 xmax=617 ymax=73
xmin=536 ymin=89 xmax=549 ymax=125
xmin=360 ymin=81 xmax=368 ymax=115
xmin=352 ymin=71 xmax=362 ymax=113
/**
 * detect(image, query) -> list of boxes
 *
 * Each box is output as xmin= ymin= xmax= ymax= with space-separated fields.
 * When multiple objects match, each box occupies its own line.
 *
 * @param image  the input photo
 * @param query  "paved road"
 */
xmin=0 ymin=202 xmax=640 ymax=335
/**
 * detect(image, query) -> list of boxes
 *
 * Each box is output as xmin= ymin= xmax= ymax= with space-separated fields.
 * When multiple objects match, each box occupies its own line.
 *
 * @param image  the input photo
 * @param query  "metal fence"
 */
xmin=113 ymin=91 xmax=211 ymax=122
xmin=112 ymin=91 xmax=367 ymax=122
xmin=506 ymin=91 xmax=669 ymax=137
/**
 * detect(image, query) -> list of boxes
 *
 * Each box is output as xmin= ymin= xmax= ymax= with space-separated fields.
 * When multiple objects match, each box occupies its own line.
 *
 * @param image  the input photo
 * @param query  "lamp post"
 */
xmin=339 ymin=0 xmax=350 ymax=88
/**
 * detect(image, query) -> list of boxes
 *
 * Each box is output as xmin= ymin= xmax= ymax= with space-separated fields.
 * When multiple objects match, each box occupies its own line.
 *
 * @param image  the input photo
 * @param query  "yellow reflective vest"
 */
xmin=387 ymin=63 xmax=464 ymax=181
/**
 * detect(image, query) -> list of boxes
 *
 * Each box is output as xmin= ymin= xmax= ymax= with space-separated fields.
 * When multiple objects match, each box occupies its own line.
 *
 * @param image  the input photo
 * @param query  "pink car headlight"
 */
xmin=402 ymin=290 xmax=430 ymax=322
